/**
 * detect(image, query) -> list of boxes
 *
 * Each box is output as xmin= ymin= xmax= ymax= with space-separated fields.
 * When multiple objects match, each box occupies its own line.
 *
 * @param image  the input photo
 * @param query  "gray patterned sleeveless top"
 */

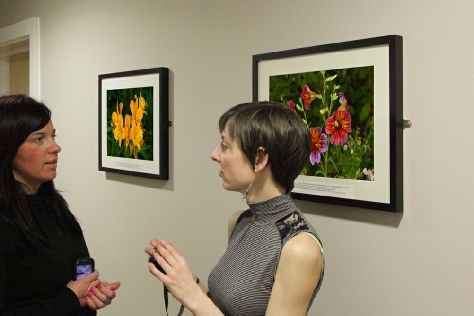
xmin=208 ymin=194 xmax=324 ymax=315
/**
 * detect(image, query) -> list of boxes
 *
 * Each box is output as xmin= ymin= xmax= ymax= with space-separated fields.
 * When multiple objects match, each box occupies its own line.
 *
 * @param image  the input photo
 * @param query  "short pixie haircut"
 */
xmin=218 ymin=101 xmax=310 ymax=193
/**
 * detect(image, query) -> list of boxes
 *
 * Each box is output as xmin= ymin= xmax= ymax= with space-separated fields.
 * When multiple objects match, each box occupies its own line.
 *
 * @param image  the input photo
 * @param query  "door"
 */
xmin=0 ymin=17 xmax=40 ymax=98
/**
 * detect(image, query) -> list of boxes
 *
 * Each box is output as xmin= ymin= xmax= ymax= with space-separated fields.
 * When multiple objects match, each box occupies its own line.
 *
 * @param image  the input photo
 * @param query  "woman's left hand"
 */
xmin=85 ymin=280 xmax=121 ymax=311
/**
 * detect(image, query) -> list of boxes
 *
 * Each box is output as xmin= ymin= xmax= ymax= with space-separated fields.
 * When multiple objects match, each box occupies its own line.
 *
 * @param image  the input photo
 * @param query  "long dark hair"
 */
xmin=0 ymin=94 xmax=81 ymax=243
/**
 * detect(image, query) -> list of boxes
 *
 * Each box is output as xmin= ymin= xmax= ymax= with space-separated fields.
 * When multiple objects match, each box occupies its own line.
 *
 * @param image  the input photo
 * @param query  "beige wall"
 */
xmin=1 ymin=1 xmax=473 ymax=315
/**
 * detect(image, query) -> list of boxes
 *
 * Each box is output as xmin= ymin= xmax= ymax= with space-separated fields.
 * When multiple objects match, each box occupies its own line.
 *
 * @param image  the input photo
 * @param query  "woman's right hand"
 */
xmin=66 ymin=270 xmax=101 ymax=307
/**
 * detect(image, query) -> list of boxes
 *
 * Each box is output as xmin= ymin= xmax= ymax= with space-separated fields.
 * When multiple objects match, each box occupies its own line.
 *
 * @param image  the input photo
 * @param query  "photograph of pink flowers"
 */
xmin=253 ymin=35 xmax=403 ymax=212
xmin=99 ymin=67 xmax=169 ymax=180
xmin=270 ymin=67 xmax=374 ymax=180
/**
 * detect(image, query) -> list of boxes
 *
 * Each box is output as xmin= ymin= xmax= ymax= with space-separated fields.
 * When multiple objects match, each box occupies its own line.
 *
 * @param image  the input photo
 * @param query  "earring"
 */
xmin=242 ymin=171 xmax=257 ymax=200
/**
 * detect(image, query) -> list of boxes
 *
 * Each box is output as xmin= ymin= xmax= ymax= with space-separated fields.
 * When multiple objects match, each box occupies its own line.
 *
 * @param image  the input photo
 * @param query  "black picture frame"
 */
xmin=99 ymin=67 xmax=169 ymax=180
xmin=253 ymin=35 xmax=403 ymax=212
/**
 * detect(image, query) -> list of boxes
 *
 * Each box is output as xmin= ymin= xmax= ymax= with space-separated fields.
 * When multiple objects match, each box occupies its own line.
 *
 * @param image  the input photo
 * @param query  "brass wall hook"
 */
xmin=398 ymin=119 xmax=412 ymax=129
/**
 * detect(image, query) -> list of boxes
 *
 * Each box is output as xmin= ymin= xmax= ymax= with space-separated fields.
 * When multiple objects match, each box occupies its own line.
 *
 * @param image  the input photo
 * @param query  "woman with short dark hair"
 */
xmin=146 ymin=101 xmax=324 ymax=316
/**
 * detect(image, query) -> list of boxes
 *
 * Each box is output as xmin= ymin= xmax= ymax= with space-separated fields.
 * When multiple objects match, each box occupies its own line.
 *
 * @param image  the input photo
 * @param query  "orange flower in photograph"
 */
xmin=112 ymin=101 xmax=124 ymax=146
xmin=124 ymin=114 xmax=131 ymax=149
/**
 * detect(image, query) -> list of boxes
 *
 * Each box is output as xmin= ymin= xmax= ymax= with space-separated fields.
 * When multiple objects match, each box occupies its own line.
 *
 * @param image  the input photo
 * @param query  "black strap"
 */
xmin=163 ymin=286 xmax=184 ymax=316
xmin=163 ymin=277 xmax=199 ymax=316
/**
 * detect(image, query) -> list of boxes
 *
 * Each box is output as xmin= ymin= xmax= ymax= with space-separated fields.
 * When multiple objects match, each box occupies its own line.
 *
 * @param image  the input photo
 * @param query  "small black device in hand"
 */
xmin=75 ymin=257 xmax=94 ymax=280
xmin=148 ymin=256 xmax=166 ymax=274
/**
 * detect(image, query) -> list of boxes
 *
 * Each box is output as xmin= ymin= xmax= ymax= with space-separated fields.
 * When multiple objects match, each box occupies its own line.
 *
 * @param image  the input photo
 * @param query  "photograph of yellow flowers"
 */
xmin=253 ymin=35 xmax=403 ymax=212
xmin=99 ymin=67 xmax=169 ymax=180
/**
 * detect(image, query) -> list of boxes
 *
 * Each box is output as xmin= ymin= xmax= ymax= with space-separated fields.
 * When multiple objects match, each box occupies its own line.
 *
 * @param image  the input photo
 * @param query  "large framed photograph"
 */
xmin=99 ymin=67 xmax=169 ymax=179
xmin=253 ymin=35 xmax=403 ymax=212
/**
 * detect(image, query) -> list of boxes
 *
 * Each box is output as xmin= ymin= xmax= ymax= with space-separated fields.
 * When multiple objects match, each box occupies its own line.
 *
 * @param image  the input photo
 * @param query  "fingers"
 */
xmin=154 ymin=242 xmax=178 ymax=274
xmin=149 ymin=251 xmax=168 ymax=277
xmin=160 ymin=240 xmax=183 ymax=262
xmin=85 ymin=296 xmax=97 ymax=310
xmin=153 ymin=240 xmax=182 ymax=265
xmin=82 ymin=269 xmax=99 ymax=283
xmin=149 ymin=238 xmax=160 ymax=248
xmin=86 ymin=280 xmax=120 ymax=311
xmin=147 ymin=239 xmax=173 ymax=278
xmin=146 ymin=239 xmax=188 ymax=283
xmin=85 ymin=293 xmax=107 ymax=310
xmin=144 ymin=246 xmax=157 ymax=257
xmin=144 ymin=238 xmax=161 ymax=256
xmin=90 ymin=278 xmax=101 ymax=289
xmin=84 ymin=271 xmax=101 ymax=290
xmin=102 ymin=281 xmax=121 ymax=291
xmin=86 ymin=287 xmax=108 ymax=309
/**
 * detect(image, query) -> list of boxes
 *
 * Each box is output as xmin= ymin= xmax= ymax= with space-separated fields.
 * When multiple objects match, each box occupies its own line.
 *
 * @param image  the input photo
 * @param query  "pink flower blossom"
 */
xmin=309 ymin=127 xmax=328 ymax=165
xmin=337 ymin=91 xmax=349 ymax=112
xmin=301 ymin=85 xmax=317 ymax=110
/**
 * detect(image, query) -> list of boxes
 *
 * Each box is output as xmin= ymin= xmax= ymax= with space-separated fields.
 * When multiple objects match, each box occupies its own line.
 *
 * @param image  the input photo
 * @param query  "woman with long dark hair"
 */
xmin=0 ymin=94 xmax=120 ymax=315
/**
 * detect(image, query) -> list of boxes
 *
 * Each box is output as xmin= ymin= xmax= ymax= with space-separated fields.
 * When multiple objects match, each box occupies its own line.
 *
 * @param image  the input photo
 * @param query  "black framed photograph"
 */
xmin=99 ymin=67 xmax=169 ymax=180
xmin=253 ymin=35 xmax=403 ymax=212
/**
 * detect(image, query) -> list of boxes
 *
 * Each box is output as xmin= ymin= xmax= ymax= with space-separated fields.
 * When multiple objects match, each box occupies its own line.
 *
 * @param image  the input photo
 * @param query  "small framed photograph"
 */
xmin=253 ymin=35 xmax=403 ymax=212
xmin=99 ymin=67 xmax=169 ymax=179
